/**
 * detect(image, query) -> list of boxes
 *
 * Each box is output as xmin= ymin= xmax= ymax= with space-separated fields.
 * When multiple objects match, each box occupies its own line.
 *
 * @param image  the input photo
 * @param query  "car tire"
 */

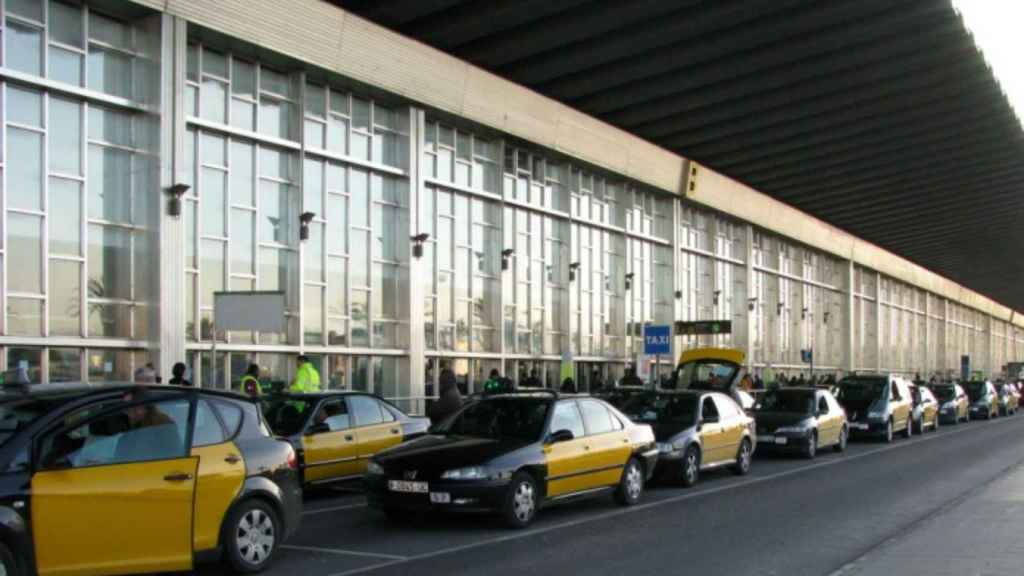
xmin=502 ymin=472 xmax=538 ymax=529
xmin=804 ymin=432 xmax=817 ymax=460
xmin=732 ymin=438 xmax=752 ymax=475
xmin=614 ymin=458 xmax=644 ymax=506
xmin=834 ymin=426 xmax=848 ymax=453
xmin=0 ymin=541 xmax=21 ymax=576
xmin=222 ymin=499 xmax=280 ymax=574
xmin=932 ymin=416 xmax=939 ymax=432
xmin=903 ymin=419 xmax=913 ymax=439
xmin=882 ymin=420 xmax=894 ymax=443
xmin=681 ymin=445 xmax=701 ymax=487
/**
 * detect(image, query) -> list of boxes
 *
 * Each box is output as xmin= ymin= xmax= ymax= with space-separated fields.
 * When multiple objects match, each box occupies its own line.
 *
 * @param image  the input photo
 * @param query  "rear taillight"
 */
xmin=286 ymin=446 xmax=298 ymax=470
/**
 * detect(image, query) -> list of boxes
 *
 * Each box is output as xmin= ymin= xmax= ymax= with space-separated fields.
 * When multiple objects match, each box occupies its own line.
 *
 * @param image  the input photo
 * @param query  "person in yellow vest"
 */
xmin=290 ymin=355 xmax=321 ymax=393
xmin=240 ymin=363 xmax=261 ymax=398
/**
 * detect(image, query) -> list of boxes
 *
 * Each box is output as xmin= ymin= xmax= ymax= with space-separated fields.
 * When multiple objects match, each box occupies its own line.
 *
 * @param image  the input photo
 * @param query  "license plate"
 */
xmin=758 ymin=435 xmax=776 ymax=444
xmin=388 ymin=480 xmax=428 ymax=493
xmin=430 ymin=492 xmax=451 ymax=504
xmin=774 ymin=437 xmax=788 ymax=445
xmin=851 ymin=423 xmax=868 ymax=430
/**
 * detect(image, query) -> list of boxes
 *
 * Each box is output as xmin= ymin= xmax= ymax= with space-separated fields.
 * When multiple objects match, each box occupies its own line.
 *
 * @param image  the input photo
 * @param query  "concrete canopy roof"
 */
xmin=335 ymin=0 xmax=1024 ymax=311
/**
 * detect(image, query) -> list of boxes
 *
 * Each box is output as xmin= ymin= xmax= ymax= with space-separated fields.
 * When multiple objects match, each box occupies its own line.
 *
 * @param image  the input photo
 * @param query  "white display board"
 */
xmin=214 ymin=291 xmax=286 ymax=332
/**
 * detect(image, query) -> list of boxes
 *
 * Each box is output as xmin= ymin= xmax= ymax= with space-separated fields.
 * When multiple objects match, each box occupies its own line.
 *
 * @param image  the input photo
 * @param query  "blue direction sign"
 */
xmin=644 ymin=325 xmax=672 ymax=355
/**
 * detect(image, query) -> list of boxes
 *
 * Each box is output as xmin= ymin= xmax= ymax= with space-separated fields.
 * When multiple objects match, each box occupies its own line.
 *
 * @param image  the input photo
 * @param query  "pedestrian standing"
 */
xmin=429 ymin=369 xmax=463 ymax=426
xmin=168 ymin=362 xmax=192 ymax=387
xmin=289 ymin=355 xmax=321 ymax=393
xmin=241 ymin=363 xmax=262 ymax=397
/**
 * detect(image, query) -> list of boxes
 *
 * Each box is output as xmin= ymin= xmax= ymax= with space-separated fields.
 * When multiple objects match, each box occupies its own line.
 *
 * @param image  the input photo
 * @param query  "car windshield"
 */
xmin=835 ymin=379 xmax=886 ymax=410
xmin=621 ymin=394 xmax=698 ymax=427
xmin=964 ymin=382 xmax=987 ymax=402
xmin=675 ymin=360 xmax=738 ymax=391
xmin=0 ymin=396 xmax=74 ymax=445
xmin=436 ymin=398 xmax=550 ymax=441
xmin=932 ymin=386 xmax=955 ymax=402
xmin=261 ymin=398 xmax=314 ymax=436
xmin=756 ymin=390 xmax=815 ymax=414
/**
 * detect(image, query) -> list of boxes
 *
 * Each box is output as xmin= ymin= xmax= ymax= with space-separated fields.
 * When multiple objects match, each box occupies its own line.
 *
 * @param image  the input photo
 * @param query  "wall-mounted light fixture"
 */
xmin=713 ymin=289 xmax=722 ymax=306
xmin=411 ymin=233 xmax=430 ymax=259
xmin=748 ymin=297 xmax=758 ymax=312
xmin=299 ymin=212 xmax=316 ymax=241
xmin=777 ymin=302 xmax=785 ymax=316
xmin=675 ymin=290 xmax=683 ymax=300
xmin=823 ymin=311 xmax=831 ymax=324
xmin=501 ymin=248 xmax=514 ymax=271
xmin=568 ymin=262 xmax=580 ymax=282
xmin=625 ymin=272 xmax=635 ymax=291
xmin=801 ymin=306 xmax=810 ymax=320
xmin=165 ymin=183 xmax=190 ymax=217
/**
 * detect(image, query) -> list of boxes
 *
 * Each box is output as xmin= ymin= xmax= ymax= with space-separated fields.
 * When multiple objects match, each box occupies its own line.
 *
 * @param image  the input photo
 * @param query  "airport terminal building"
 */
xmin=2 ymin=0 xmax=1021 ymax=409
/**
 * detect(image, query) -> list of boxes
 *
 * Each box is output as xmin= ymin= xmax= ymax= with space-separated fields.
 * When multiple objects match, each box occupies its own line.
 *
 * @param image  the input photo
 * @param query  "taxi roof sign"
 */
xmin=675 ymin=320 xmax=732 ymax=336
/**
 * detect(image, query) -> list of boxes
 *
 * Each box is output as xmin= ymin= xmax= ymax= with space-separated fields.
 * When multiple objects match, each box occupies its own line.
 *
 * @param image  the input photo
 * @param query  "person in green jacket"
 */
xmin=240 ymin=363 xmax=261 ymax=397
xmin=290 ymin=355 xmax=321 ymax=393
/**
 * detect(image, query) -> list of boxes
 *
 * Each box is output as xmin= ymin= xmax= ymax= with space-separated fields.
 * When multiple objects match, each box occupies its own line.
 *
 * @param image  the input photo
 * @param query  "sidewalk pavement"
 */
xmin=833 ymin=462 xmax=1024 ymax=576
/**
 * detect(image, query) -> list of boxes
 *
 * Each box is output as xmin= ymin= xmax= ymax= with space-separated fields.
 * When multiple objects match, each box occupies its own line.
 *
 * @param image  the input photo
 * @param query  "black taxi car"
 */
xmin=620 ymin=390 xmax=755 ymax=485
xmin=752 ymin=388 xmax=848 ymax=459
xmin=0 ymin=385 xmax=301 ymax=576
xmin=364 ymin=391 xmax=657 ymax=528
xmin=262 ymin=392 xmax=429 ymax=487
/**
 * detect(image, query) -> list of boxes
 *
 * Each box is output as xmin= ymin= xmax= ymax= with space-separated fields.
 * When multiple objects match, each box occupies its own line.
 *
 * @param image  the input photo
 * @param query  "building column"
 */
xmin=157 ymin=15 xmax=188 ymax=378
xmin=403 ymin=107 xmax=427 ymax=410
xmin=844 ymin=260 xmax=855 ymax=373
xmin=671 ymin=196 xmax=682 ymax=365
xmin=875 ymin=272 xmax=883 ymax=372
xmin=744 ymin=224 xmax=755 ymax=367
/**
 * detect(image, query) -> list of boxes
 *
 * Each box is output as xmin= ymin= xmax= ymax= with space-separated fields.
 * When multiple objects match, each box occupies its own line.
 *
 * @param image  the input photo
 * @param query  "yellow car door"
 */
xmin=32 ymin=396 xmax=197 ymax=576
xmin=577 ymin=400 xmax=631 ymax=488
xmin=712 ymin=395 xmax=744 ymax=460
xmin=350 ymin=395 xmax=404 ymax=472
xmin=544 ymin=400 xmax=591 ymax=497
xmin=815 ymin=394 xmax=836 ymax=445
xmin=699 ymin=396 xmax=727 ymax=464
xmin=301 ymin=398 xmax=362 ymax=483
xmin=190 ymin=399 xmax=246 ymax=552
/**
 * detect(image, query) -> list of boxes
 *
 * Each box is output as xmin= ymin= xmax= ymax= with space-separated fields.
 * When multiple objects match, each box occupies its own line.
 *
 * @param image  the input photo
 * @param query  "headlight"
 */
xmin=440 ymin=466 xmax=488 ymax=480
xmin=657 ymin=440 xmax=685 ymax=454
xmin=366 ymin=461 xmax=384 ymax=475
xmin=941 ymin=402 xmax=955 ymax=411
xmin=776 ymin=420 xmax=814 ymax=434
xmin=867 ymin=411 xmax=886 ymax=420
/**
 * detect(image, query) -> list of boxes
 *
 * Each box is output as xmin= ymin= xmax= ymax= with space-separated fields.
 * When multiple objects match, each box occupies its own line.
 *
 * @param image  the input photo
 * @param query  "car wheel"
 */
xmin=904 ymin=419 xmax=913 ymax=439
xmin=932 ymin=416 xmax=939 ymax=432
xmin=804 ymin=432 xmax=817 ymax=460
xmin=222 ymin=499 xmax=280 ymax=574
xmin=681 ymin=445 xmax=701 ymax=487
xmin=732 ymin=438 xmax=752 ymax=475
xmin=0 ymin=542 xmax=21 ymax=576
xmin=502 ymin=472 xmax=538 ymax=529
xmin=834 ymin=426 xmax=848 ymax=453
xmin=883 ymin=420 xmax=893 ymax=443
xmin=614 ymin=458 xmax=644 ymax=506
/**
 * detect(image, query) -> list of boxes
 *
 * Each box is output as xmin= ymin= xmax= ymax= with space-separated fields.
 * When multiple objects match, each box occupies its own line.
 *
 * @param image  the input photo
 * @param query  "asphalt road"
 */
xmin=202 ymin=413 xmax=1024 ymax=576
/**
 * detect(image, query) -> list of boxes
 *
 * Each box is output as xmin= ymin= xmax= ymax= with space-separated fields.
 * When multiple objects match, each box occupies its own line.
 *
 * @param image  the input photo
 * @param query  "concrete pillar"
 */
xmin=745 ymin=224 xmax=755 ymax=367
xmin=403 ymin=107 xmax=427 ymax=410
xmin=844 ymin=260 xmax=854 ymax=373
xmin=157 ymin=15 xmax=187 ymax=378
xmin=875 ymin=272 xmax=883 ymax=372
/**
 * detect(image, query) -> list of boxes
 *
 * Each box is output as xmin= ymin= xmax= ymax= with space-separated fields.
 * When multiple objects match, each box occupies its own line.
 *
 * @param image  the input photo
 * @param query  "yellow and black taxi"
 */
xmin=262 ymin=392 xmax=429 ymax=488
xmin=751 ymin=388 xmax=848 ymax=458
xmin=965 ymin=380 xmax=998 ymax=420
xmin=995 ymin=382 xmax=1019 ymax=416
xmin=835 ymin=374 xmax=913 ymax=443
xmin=0 ymin=384 xmax=301 ymax=576
xmin=364 ymin=390 xmax=657 ymax=528
xmin=620 ymin=389 xmax=755 ymax=486
xmin=931 ymin=382 xmax=969 ymax=424
xmin=909 ymin=384 xmax=940 ymax=434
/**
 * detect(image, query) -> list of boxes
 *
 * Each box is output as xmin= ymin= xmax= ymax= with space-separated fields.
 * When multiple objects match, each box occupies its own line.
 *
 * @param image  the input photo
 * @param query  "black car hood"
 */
xmin=754 ymin=412 xmax=812 ymax=431
xmin=651 ymin=422 xmax=696 ymax=442
xmin=373 ymin=434 xmax=532 ymax=475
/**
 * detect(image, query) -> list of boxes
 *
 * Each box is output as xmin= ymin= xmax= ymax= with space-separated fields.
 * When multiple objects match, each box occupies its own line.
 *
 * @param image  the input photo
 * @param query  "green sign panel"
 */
xmin=674 ymin=320 xmax=733 ymax=336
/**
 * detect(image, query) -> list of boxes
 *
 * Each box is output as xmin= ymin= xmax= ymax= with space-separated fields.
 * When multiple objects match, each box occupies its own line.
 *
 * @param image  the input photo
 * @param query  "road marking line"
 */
xmin=303 ymin=502 xmax=368 ymax=515
xmin=323 ymin=416 xmax=1022 ymax=576
xmin=282 ymin=545 xmax=408 ymax=561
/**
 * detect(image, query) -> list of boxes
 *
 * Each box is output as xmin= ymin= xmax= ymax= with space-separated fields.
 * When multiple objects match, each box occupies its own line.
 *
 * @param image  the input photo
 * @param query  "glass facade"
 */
xmin=0 ymin=0 xmax=1018 ymax=395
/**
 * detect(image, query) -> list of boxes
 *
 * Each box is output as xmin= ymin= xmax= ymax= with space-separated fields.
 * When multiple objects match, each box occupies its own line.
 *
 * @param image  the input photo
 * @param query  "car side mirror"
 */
xmin=306 ymin=422 xmax=330 ymax=435
xmin=547 ymin=429 xmax=574 ymax=444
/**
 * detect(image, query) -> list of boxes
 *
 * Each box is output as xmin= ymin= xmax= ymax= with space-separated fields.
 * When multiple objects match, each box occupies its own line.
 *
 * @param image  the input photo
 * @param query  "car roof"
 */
xmin=263 ymin=391 xmax=390 ymax=401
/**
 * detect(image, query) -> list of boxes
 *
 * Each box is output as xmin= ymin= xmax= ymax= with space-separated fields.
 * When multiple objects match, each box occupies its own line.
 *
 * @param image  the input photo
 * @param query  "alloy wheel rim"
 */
xmin=740 ymin=443 xmax=751 ymax=470
xmin=686 ymin=452 xmax=698 ymax=482
xmin=513 ymin=481 xmax=535 ymax=522
xmin=626 ymin=463 xmax=642 ymax=500
xmin=236 ymin=508 xmax=275 ymax=566
xmin=840 ymin=428 xmax=847 ymax=448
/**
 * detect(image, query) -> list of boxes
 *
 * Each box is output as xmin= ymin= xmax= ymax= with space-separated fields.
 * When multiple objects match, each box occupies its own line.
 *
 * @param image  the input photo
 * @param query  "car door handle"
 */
xmin=164 ymin=472 xmax=193 ymax=482
xmin=224 ymin=454 xmax=241 ymax=464
xmin=583 ymin=445 xmax=591 ymax=451
xmin=390 ymin=428 xmax=400 ymax=435
xmin=345 ymin=435 xmax=354 ymax=441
